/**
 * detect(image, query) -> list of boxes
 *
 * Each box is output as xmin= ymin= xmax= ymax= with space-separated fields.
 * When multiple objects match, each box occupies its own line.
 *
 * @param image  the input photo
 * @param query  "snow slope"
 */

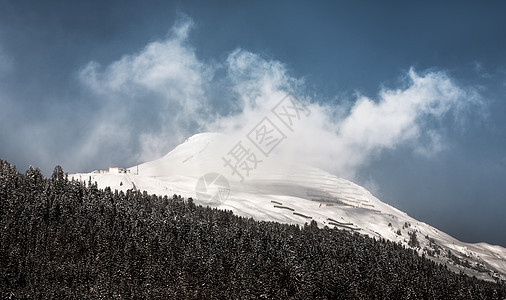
xmin=71 ymin=132 xmax=506 ymax=282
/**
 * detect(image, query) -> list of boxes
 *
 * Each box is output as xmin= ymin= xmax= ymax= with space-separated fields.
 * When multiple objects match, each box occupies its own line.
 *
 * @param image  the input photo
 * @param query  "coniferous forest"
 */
xmin=1 ymin=160 xmax=505 ymax=299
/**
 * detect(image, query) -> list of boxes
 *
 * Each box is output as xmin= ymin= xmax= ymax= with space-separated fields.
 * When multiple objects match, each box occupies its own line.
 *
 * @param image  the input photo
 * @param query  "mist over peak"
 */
xmin=77 ymin=17 xmax=483 ymax=182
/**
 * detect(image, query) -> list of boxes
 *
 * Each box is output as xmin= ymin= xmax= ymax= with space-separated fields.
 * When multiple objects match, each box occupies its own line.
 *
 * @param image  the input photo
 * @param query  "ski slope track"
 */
xmin=71 ymin=133 xmax=506 ymax=282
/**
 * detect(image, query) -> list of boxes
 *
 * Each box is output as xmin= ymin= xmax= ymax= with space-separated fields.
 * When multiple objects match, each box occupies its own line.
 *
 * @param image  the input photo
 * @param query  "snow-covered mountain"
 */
xmin=71 ymin=132 xmax=506 ymax=282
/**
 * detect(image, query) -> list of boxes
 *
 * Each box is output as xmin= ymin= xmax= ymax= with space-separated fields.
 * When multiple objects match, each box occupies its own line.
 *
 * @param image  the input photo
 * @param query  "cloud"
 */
xmin=327 ymin=69 xmax=472 ymax=173
xmin=224 ymin=65 xmax=479 ymax=178
xmin=78 ymin=15 xmax=212 ymax=165
xmin=78 ymin=15 xmax=484 ymax=178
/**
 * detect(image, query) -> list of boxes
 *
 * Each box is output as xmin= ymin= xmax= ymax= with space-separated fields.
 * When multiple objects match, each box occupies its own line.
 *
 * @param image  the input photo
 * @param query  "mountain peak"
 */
xmin=183 ymin=132 xmax=225 ymax=143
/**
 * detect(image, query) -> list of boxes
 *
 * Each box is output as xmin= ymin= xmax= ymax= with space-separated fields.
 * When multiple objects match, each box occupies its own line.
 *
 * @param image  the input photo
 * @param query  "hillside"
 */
xmin=1 ymin=160 xmax=506 ymax=299
xmin=71 ymin=132 xmax=506 ymax=282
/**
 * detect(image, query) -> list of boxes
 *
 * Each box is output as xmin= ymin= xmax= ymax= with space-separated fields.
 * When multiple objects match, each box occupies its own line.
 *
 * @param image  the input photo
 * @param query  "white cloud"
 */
xmin=78 ymin=16 xmax=213 ymax=164
xmin=329 ymin=69 xmax=466 ymax=172
xmin=78 ymin=16 xmax=484 ymax=178
xmin=263 ymin=68 xmax=475 ymax=178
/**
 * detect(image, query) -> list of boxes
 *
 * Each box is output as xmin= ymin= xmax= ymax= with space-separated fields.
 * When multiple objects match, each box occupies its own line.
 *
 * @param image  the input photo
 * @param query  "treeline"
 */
xmin=1 ymin=160 xmax=505 ymax=299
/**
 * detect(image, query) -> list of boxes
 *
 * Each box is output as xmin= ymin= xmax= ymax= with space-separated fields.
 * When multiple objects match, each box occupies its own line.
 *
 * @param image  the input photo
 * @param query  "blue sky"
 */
xmin=0 ymin=1 xmax=505 ymax=246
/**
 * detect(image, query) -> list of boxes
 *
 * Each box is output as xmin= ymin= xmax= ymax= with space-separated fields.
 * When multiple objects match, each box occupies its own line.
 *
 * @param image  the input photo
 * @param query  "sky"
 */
xmin=0 ymin=1 xmax=505 ymax=246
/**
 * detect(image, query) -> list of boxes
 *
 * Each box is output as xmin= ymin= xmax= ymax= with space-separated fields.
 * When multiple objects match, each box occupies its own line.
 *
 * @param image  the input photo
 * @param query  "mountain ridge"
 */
xmin=71 ymin=132 xmax=506 ymax=282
